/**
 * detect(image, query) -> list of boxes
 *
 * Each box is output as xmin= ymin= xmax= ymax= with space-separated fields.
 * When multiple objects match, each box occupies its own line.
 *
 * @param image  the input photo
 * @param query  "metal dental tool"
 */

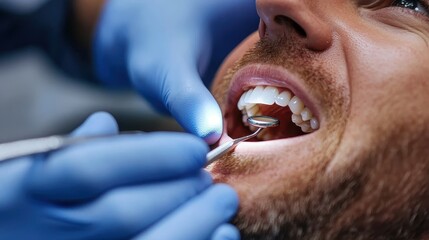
xmin=206 ymin=115 xmax=279 ymax=166
xmin=0 ymin=132 xmax=142 ymax=163
xmin=0 ymin=116 xmax=279 ymax=166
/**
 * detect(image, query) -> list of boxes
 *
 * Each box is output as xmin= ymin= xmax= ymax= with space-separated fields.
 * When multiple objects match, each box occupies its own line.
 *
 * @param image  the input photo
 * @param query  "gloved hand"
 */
xmin=94 ymin=0 xmax=258 ymax=144
xmin=0 ymin=112 xmax=239 ymax=240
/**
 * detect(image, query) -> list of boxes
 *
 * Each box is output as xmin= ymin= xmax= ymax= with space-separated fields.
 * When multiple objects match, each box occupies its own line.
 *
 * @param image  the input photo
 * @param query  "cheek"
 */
xmin=344 ymin=28 xmax=429 ymax=132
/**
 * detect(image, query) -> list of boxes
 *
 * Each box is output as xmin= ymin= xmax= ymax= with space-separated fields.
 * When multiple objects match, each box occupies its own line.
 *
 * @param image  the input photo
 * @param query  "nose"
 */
xmin=256 ymin=0 xmax=333 ymax=51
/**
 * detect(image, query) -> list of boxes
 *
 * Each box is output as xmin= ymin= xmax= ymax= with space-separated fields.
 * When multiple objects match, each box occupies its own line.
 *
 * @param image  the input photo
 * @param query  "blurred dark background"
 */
xmin=0 ymin=48 xmax=182 ymax=143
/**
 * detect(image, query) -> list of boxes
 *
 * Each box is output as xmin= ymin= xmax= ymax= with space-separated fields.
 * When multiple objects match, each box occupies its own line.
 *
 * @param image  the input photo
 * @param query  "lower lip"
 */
xmin=223 ymin=132 xmax=315 ymax=157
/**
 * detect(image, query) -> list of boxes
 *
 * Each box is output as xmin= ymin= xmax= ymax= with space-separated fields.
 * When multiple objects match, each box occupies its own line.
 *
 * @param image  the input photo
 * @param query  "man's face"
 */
xmin=209 ymin=0 xmax=429 ymax=239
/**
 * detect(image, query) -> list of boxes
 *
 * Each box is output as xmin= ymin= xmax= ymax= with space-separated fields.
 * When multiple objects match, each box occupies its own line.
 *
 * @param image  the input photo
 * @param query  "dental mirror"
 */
xmin=247 ymin=115 xmax=280 ymax=129
xmin=206 ymin=115 xmax=279 ymax=166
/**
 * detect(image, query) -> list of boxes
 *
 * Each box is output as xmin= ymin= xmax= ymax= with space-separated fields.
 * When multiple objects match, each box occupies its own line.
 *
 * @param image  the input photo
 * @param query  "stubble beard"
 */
xmin=210 ymin=36 xmax=429 ymax=240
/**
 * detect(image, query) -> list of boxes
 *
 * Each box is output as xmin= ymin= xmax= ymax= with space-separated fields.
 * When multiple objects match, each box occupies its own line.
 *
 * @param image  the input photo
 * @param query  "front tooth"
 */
xmin=237 ymin=92 xmax=246 ymax=110
xmin=247 ymin=86 xmax=264 ymax=104
xmin=310 ymin=118 xmax=319 ymax=130
xmin=259 ymin=86 xmax=278 ymax=105
xmin=291 ymin=114 xmax=303 ymax=124
xmin=275 ymin=90 xmax=292 ymax=107
xmin=244 ymin=89 xmax=254 ymax=104
xmin=301 ymin=108 xmax=313 ymax=121
xmin=289 ymin=96 xmax=304 ymax=114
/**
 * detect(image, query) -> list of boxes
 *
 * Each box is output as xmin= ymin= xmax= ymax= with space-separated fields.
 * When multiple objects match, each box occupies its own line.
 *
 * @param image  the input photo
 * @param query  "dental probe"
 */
xmin=0 ymin=132 xmax=142 ymax=163
xmin=206 ymin=116 xmax=279 ymax=166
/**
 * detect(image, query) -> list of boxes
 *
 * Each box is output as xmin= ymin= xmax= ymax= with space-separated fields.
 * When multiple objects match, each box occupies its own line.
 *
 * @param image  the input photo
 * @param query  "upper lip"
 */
xmin=225 ymin=64 xmax=321 ymax=125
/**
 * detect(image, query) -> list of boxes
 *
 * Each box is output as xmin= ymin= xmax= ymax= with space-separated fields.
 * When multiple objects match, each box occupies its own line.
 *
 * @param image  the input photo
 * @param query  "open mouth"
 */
xmin=225 ymin=65 xmax=320 ymax=142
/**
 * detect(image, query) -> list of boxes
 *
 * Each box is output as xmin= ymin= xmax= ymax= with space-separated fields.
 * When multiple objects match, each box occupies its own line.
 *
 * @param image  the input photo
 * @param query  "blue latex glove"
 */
xmin=94 ymin=0 xmax=258 ymax=144
xmin=0 ymin=112 xmax=239 ymax=240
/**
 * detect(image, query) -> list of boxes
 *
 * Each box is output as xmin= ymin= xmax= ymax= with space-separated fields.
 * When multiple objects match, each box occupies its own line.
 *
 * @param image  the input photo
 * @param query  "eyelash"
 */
xmin=390 ymin=0 xmax=429 ymax=18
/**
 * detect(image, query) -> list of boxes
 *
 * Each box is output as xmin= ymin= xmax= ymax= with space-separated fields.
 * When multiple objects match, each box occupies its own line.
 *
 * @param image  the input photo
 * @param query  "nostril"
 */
xmin=291 ymin=21 xmax=306 ymax=38
xmin=274 ymin=15 xmax=307 ymax=38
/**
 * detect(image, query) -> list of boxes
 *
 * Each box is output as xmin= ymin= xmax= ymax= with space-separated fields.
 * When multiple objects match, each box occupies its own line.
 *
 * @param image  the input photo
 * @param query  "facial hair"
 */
xmin=210 ymin=35 xmax=429 ymax=239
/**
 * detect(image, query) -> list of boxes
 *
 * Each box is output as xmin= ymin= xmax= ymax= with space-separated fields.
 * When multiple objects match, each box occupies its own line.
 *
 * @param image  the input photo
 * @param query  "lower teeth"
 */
xmin=257 ymin=129 xmax=273 ymax=141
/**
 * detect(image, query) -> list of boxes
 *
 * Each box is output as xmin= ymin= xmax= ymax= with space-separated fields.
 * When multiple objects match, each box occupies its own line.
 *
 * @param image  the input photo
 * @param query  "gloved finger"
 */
xmin=44 ymin=171 xmax=212 ymax=240
xmin=133 ymin=184 xmax=239 ymax=240
xmin=28 ymin=132 xmax=208 ymax=202
xmin=127 ymin=29 xmax=223 ymax=144
xmin=71 ymin=112 xmax=119 ymax=137
xmin=211 ymin=224 xmax=240 ymax=240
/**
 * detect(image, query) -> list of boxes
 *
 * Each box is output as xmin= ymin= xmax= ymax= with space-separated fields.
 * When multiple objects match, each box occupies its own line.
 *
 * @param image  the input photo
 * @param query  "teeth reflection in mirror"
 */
xmin=301 ymin=108 xmax=313 ymax=121
xmin=310 ymin=118 xmax=319 ymax=130
xmin=289 ymin=96 xmax=304 ymax=114
xmin=275 ymin=91 xmax=292 ymax=107
xmin=292 ymin=114 xmax=303 ymax=124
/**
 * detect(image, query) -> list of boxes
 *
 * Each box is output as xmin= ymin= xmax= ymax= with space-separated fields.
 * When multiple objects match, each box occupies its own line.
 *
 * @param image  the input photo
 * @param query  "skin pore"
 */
xmin=209 ymin=0 xmax=429 ymax=239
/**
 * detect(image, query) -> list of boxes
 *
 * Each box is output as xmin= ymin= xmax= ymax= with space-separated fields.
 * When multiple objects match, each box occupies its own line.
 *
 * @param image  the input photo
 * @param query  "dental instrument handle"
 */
xmin=0 ymin=131 xmax=142 ymax=163
xmin=205 ymin=140 xmax=234 ymax=166
xmin=0 ymin=136 xmax=66 ymax=162
xmin=206 ymin=128 xmax=262 ymax=166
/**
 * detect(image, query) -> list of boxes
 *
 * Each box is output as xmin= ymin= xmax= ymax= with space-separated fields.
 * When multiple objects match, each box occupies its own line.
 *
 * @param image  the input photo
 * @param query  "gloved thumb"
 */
xmin=71 ymin=112 xmax=119 ymax=137
xmin=128 ymin=48 xmax=223 ymax=145
xmin=164 ymin=66 xmax=223 ymax=145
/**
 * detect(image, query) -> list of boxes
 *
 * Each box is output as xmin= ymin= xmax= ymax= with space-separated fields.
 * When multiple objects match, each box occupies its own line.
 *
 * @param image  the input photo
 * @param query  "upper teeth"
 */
xmin=238 ymin=86 xmax=319 ymax=134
